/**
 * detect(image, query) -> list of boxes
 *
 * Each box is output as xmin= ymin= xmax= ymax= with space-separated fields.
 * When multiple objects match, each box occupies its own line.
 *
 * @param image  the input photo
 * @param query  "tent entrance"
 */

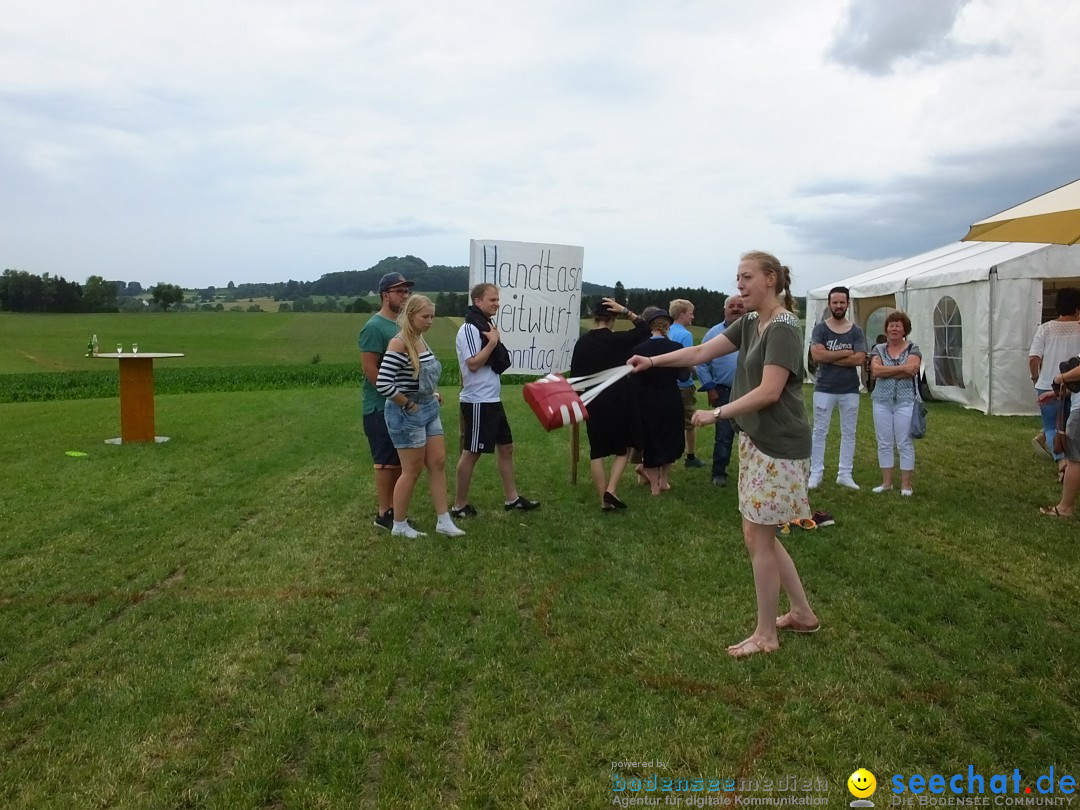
xmin=1041 ymin=278 xmax=1080 ymax=321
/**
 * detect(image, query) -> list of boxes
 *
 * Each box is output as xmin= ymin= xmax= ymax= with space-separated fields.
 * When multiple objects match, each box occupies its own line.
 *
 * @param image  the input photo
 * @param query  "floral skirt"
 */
xmin=737 ymin=433 xmax=811 ymax=526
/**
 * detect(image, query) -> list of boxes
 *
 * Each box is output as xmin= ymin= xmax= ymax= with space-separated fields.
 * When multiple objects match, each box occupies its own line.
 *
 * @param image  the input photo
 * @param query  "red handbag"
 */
xmin=522 ymin=366 xmax=631 ymax=432
xmin=523 ymin=374 xmax=588 ymax=431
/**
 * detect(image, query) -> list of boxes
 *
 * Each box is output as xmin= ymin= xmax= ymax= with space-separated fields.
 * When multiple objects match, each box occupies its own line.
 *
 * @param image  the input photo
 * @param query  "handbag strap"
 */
xmin=566 ymin=365 xmax=628 ymax=393
xmin=579 ymin=365 xmax=632 ymax=405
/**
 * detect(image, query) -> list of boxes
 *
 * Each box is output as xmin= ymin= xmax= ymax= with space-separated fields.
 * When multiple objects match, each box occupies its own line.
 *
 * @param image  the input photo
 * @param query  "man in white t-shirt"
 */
xmin=451 ymin=283 xmax=541 ymax=519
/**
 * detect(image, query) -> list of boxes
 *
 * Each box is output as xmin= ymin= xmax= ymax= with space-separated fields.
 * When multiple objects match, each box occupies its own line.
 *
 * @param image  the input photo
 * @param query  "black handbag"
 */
xmin=910 ymin=376 xmax=927 ymax=439
xmin=1054 ymin=395 xmax=1069 ymax=456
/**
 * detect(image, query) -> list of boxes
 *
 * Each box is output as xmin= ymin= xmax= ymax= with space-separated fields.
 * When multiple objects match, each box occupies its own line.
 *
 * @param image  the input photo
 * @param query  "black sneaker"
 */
xmin=450 ymin=504 xmax=478 ymax=519
xmin=374 ymin=508 xmax=394 ymax=531
xmin=811 ymin=510 xmax=835 ymax=528
xmin=711 ymin=475 xmax=727 ymax=487
xmin=504 ymin=496 xmax=541 ymax=511
xmin=685 ymin=456 xmax=706 ymax=469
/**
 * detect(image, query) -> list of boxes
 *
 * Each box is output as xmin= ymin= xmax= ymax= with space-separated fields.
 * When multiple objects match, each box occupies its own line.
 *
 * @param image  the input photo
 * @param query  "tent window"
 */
xmin=933 ymin=296 xmax=965 ymax=388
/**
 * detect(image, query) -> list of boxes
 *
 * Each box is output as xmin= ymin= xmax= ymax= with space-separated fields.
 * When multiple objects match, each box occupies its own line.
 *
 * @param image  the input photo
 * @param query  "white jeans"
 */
xmin=811 ymin=391 xmax=860 ymax=477
xmin=872 ymin=400 xmax=915 ymax=471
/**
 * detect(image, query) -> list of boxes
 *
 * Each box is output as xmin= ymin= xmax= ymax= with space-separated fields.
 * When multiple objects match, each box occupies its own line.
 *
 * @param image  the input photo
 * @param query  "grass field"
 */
xmin=0 ymin=311 xmax=707 ymax=375
xmin=0 ymin=311 xmax=465 ymax=373
xmin=1 ymin=313 xmax=1078 ymax=808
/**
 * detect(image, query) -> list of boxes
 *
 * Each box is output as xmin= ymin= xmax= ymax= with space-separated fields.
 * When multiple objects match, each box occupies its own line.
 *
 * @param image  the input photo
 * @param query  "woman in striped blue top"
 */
xmin=377 ymin=295 xmax=464 ymax=538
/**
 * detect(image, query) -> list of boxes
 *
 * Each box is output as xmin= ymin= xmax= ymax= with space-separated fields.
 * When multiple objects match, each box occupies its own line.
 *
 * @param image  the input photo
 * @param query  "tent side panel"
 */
xmin=907 ymin=283 xmax=991 ymax=413
xmin=989 ymin=278 xmax=1041 ymax=416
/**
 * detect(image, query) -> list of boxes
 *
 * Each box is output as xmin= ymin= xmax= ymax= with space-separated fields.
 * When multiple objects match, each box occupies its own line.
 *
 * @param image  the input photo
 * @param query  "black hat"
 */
xmin=591 ymin=299 xmax=618 ymax=318
xmin=378 ymin=272 xmax=415 ymax=294
xmin=641 ymin=306 xmax=671 ymax=326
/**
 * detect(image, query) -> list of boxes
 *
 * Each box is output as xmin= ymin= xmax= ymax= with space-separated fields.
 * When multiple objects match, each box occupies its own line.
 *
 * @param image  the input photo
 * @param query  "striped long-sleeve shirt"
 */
xmin=376 ymin=345 xmax=436 ymax=399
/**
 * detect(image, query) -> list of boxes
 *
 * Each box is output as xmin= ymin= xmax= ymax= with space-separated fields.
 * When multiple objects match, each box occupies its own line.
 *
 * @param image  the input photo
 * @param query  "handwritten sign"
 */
xmin=468 ymin=239 xmax=583 ymax=375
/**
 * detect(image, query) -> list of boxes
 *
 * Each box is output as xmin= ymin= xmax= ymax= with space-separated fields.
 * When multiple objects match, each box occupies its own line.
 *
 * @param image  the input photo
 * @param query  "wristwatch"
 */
xmin=712 ymin=406 xmax=722 ymax=420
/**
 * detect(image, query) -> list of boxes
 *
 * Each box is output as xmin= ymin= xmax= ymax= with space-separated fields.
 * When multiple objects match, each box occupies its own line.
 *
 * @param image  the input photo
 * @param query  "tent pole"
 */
xmin=987 ymin=267 xmax=997 ymax=414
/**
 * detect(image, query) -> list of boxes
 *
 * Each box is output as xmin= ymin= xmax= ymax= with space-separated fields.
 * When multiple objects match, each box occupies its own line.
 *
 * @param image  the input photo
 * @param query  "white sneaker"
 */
xmin=836 ymin=476 xmax=860 ymax=490
xmin=436 ymin=522 xmax=466 ymax=537
xmin=807 ymin=474 xmax=822 ymax=490
xmin=872 ymin=484 xmax=892 ymax=494
xmin=900 ymin=489 xmax=914 ymax=497
xmin=391 ymin=522 xmax=427 ymax=538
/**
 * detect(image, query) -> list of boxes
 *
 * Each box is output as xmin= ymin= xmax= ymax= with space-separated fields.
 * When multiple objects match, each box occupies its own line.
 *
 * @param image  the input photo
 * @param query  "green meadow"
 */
xmin=1 ymin=312 xmax=1078 ymax=809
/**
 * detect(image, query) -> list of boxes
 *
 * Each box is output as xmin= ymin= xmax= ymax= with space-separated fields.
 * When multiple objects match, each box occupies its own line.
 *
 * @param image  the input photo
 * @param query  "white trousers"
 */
xmin=872 ymin=400 xmax=915 ymax=471
xmin=810 ymin=391 xmax=860 ymax=477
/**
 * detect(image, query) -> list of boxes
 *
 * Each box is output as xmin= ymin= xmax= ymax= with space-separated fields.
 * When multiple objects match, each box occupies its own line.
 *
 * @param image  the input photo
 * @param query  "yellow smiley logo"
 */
xmin=848 ymin=768 xmax=877 ymax=799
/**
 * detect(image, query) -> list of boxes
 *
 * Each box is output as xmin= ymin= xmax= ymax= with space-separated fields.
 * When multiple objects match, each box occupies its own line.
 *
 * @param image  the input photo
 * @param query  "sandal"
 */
xmin=1039 ymin=505 xmax=1073 ymax=518
xmin=727 ymin=638 xmax=776 ymax=659
xmin=776 ymin=612 xmax=821 ymax=633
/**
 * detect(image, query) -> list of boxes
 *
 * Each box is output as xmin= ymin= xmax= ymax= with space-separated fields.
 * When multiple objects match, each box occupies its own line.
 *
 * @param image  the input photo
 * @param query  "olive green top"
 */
xmin=724 ymin=311 xmax=811 ymax=460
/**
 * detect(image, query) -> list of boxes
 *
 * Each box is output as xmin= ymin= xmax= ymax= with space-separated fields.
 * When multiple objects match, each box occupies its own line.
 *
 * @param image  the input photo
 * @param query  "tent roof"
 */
xmin=807 ymin=241 xmax=1053 ymax=299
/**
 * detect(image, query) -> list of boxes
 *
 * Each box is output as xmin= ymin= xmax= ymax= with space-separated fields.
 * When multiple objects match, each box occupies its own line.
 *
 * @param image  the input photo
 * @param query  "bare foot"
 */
xmin=726 ymin=635 xmax=779 ymax=658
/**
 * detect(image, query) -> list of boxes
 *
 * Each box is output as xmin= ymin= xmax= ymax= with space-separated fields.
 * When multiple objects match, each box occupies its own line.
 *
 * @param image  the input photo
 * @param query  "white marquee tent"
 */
xmin=805 ymin=241 xmax=1080 ymax=415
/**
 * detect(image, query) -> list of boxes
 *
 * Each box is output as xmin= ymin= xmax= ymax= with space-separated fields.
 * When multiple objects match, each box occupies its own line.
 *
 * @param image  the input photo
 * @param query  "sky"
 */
xmin=2 ymin=0 xmax=1078 ymax=296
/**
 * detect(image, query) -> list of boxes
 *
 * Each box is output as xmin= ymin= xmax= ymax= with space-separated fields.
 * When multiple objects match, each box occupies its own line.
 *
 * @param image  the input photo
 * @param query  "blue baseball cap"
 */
xmin=378 ymin=272 xmax=415 ymax=294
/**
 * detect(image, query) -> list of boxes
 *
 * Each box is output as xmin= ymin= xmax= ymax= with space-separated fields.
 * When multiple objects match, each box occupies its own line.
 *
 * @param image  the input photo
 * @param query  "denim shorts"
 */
xmin=384 ymin=399 xmax=444 ymax=449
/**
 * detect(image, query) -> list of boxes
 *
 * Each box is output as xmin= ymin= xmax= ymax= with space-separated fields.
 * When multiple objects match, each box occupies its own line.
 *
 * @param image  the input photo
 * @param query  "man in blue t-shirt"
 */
xmin=669 ymin=298 xmax=705 ymax=468
xmin=808 ymin=286 xmax=866 ymax=490
xmin=697 ymin=295 xmax=745 ymax=486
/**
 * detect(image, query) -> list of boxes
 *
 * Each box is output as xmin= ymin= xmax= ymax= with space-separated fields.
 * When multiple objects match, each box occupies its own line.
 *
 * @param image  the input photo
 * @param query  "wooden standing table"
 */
xmin=93 ymin=353 xmax=184 ymax=444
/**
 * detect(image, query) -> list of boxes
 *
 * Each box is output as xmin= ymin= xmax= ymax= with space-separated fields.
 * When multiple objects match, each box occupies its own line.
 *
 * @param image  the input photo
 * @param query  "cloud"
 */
xmin=826 ymin=0 xmax=988 ymax=75
xmin=331 ymin=220 xmax=458 ymax=240
xmin=776 ymin=114 xmax=1080 ymax=261
xmin=1 ymin=0 xmax=1078 ymax=296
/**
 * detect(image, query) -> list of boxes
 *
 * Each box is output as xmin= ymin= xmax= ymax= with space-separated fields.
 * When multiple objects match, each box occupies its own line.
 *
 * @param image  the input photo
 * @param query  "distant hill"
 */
xmin=223 ymin=255 xmax=619 ymax=299
xmin=193 ymin=255 xmax=805 ymax=324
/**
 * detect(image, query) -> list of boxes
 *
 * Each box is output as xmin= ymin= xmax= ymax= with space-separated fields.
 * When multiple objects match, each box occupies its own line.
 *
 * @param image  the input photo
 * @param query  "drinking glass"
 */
xmin=132 ymin=343 xmax=139 ymax=354
xmin=116 ymin=343 xmax=123 ymax=355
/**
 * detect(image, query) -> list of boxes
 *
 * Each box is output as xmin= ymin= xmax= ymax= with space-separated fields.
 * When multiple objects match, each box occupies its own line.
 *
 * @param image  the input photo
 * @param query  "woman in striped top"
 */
xmin=377 ymin=295 xmax=464 ymax=539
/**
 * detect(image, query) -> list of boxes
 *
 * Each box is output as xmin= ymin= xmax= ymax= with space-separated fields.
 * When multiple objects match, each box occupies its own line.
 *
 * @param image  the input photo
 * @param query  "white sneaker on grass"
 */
xmin=807 ymin=474 xmax=822 ymax=490
xmin=836 ymin=476 xmax=860 ymax=490
xmin=392 ymin=521 xmax=427 ymax=539
xmin=436 ymin=522 xmax=465 ymax=537
xmin=872 ymin=484 xmax=892 ymax=494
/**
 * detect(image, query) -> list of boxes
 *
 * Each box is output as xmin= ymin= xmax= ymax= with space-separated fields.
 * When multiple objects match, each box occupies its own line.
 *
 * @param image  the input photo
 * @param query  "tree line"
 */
xmin=2 ymin=256 xmax=797 ymax=324
xmin=0 ymin=270 xmax=184 ymax=313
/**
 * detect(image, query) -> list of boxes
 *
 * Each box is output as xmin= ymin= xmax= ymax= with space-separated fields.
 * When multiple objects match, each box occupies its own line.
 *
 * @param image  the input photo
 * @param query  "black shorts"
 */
xmin=363 ymin=410 xmax=401 ymax=468
xmin=460 ymin=401 xmax=513 ymax=454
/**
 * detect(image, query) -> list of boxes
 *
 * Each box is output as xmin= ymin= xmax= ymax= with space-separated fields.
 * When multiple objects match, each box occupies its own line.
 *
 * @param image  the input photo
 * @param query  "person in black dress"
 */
xmin=570 ymin=297 xmax=649 ymax=511
xmin=632 ymin=307 xmax=690 ymax=495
